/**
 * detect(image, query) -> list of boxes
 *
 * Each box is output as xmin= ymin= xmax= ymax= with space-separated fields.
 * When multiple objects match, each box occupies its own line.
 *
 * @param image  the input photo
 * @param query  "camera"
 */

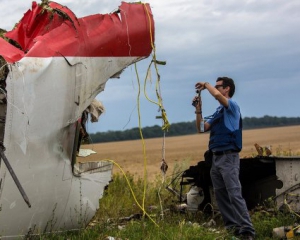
xmin=192 ymin=89 xmax=201 ymax=107
xmin=192 ymin=99 xmax=198 ymax=107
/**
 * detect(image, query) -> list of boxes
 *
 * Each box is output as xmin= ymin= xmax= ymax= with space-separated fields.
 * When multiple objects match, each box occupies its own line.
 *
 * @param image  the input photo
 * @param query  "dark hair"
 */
xmin=216 ymin=77 xmax=235 ymax=97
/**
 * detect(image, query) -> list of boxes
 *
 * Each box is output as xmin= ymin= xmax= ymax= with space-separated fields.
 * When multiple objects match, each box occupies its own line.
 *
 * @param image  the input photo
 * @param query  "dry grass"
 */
xmin=79 ymin=125 xmax=300 ymax=181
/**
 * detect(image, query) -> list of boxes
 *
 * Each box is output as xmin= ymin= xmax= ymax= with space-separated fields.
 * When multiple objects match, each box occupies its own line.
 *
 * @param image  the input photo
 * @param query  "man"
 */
xmin=193 ymin=77 xmax=255 ymax=240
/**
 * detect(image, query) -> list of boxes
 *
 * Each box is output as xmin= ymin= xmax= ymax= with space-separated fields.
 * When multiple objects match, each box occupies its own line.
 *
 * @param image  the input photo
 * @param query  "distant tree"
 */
xmin=89 ymin=116 xmax=300 ymax=143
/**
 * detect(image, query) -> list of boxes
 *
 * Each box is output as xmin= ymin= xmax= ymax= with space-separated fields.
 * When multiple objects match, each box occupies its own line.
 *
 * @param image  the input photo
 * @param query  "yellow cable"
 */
xmin=143 ymin=3 xmax=155 ymax=51
xmin=104 ymin=159 xmax=159 ymax=227
xmin=143 ymin=3 xmax=170 ymax=132
xmin=141 ymin=3 xmax=171 ymax=221
xmin=134 ymin=63 xmax=148 ymax=216
xmin=96 ymin=3 xmax=170 ymax=227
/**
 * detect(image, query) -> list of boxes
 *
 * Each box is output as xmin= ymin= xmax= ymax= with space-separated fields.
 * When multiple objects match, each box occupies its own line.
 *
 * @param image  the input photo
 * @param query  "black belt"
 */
xmin=212 ymin=150 xmax=239 ymax=156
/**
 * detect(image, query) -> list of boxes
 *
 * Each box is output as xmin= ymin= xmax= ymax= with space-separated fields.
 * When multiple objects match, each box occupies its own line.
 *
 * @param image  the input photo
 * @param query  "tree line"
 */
xmin=89 ymin=115 xmax=300 ymax=143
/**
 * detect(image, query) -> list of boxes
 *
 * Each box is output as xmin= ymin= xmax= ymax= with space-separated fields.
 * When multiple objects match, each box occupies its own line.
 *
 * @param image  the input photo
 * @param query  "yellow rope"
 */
xmin=143 ymin=3 xmax=170 ymax=132
xmin=90 ymin=3 xmax=170 ymax=227
xmin=140 ymin=3 xmax=172 ymax=221
xmin=104 ymin=159 xmax=159 ymax=227
xmin=134 ymin=63 xmax=148 ymax=216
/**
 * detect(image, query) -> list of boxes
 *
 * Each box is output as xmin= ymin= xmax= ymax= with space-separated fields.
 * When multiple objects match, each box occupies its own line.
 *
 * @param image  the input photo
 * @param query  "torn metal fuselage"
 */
xmin=0 ymin=1 xmax=154 ymax=238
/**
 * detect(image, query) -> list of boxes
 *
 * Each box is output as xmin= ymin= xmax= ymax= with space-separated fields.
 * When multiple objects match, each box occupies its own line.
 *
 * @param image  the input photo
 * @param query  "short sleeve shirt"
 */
xmin=206 ymin=99 xmax=241 ymax=131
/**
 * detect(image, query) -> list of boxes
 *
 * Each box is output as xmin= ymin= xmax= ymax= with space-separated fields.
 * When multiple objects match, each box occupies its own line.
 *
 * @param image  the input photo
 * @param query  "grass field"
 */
xmin=79 ymin=125 xmax=300 ymax=181
xmin=66 ymin=125 xmax=300 ymax=240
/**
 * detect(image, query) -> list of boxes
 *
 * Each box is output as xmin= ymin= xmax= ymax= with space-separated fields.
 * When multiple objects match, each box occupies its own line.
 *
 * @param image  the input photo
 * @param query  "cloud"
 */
xmin=1 ymin=0 xmax=299 ymax=132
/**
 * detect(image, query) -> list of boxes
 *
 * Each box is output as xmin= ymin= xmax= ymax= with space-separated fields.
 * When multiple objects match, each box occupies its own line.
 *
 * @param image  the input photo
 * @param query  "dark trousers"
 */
xmin=210 ymin=152 xmax=255 ymax=236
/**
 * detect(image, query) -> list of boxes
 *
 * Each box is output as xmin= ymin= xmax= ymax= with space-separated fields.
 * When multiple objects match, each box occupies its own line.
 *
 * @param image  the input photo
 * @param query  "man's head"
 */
xmin=216 ymin=77 xmax=235 ymax=97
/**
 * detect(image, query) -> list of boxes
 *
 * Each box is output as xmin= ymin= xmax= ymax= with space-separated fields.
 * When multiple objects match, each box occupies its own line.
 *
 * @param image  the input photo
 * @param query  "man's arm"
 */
xmin=195 ymin=82 xmax=229 ymax=107
xmin=194 ymin=100 xmax=202 ymax=132
xmin=195 ymin=111 xmax=211 ymax=133
xmin=193 ymin=95 xmax=210 ymax=133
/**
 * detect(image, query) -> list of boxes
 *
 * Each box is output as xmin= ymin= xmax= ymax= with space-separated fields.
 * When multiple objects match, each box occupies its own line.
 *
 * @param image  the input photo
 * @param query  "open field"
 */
xmin=80 ymin=125 xmax=300 ymax=181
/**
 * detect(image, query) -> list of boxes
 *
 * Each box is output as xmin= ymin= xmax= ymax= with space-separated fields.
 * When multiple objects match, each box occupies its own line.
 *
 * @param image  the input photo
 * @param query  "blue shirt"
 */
xmin=206 ymin=99 xmax=242 ymax=151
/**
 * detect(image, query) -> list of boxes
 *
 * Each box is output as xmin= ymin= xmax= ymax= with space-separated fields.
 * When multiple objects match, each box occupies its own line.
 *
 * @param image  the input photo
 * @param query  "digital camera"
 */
xmin=192 ymin=89 xmax=200 ymax=107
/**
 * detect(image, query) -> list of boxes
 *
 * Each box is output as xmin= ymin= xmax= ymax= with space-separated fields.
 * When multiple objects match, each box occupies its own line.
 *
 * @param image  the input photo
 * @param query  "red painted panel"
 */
xmin=0 ymin=1 xmax=154 ymax=62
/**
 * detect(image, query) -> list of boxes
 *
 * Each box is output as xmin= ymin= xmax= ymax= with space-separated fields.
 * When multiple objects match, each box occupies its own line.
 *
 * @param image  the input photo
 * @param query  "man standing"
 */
xmin=194 ymin=77 xmax=255 ymax=240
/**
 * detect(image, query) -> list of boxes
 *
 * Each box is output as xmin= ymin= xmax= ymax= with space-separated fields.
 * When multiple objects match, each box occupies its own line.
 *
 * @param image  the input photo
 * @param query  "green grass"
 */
xmin=34 ymin=151 xmax=300 ymax=239
xmin=36 ymin=168 xmax=300 ymax=240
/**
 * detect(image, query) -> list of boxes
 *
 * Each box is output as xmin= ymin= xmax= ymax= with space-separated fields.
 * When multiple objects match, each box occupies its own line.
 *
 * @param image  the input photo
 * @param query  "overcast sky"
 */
xmin=1 ymin=0 xmax=299 ymax=133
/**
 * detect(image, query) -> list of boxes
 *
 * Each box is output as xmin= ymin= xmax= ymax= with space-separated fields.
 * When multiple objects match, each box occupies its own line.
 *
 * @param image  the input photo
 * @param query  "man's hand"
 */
xmin=195 ymin=82 xmax=207 ymax=90
xmin=192 ymin=96 xmax=201 ymax=109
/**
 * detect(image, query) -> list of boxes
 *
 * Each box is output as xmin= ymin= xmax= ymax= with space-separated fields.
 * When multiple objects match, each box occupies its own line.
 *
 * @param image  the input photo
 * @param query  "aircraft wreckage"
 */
xmin=1 ymin=1 xmax=299 ymax=239
xmin=0 ymin=1 xmax=154 ymax=238
xmin=175 ymin=148 xmax=300 ymax=216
